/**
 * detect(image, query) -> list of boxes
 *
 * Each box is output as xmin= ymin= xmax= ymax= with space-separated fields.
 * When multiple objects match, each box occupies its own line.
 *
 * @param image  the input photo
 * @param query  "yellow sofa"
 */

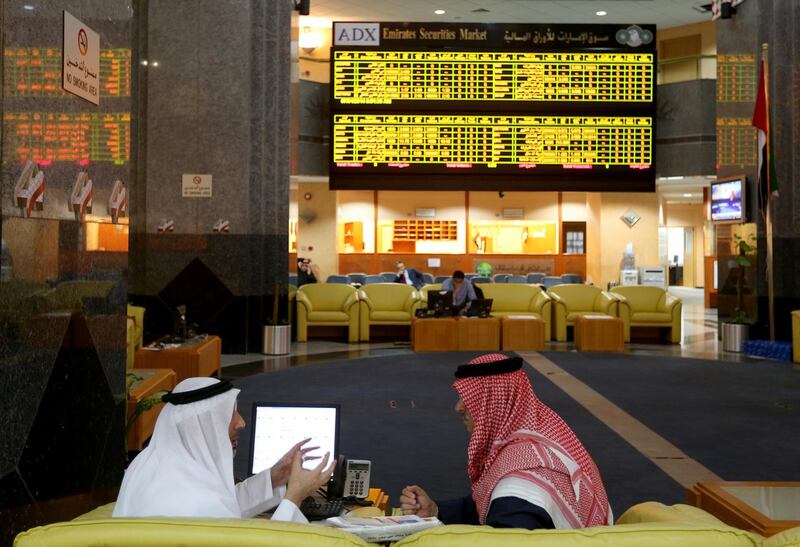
xmin=296 ymin=283 xmax=360 ymax=343
xmin=17 ymin=501 xmax=800 ymax=547
xmin=358 ymin=283 xmax=419 ymax=341
xmin=792 ymin=310 xmax=800 ymax=364
xmin=127 ymin=304 xmax=145 ymax=370
xmin=610 ymin=286 xmax=682 ymax=343
xmin=547 ymin=284 xmax=618 ymax=342
xmin=479 ymin=284 xmax=552 ymax=341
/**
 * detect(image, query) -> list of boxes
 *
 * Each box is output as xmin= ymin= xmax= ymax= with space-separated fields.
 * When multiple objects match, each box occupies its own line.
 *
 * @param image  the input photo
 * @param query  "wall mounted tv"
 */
xmin=710 ymin=175 xmax=746 ymax=224
xmin=329 ymin=22 xmax=656 ymax=192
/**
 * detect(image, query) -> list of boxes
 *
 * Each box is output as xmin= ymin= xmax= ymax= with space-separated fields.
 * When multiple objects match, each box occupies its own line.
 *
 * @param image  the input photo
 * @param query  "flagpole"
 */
xmin=762 ymin=42 xmax=775 ymax=341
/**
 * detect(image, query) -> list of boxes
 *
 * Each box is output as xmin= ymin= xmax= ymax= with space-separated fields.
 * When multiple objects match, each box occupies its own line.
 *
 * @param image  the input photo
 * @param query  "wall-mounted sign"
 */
xmin=182 ymin=174 xmax=212 ymax=197
xmin=62 ymin=11 xmax=100 ymax=105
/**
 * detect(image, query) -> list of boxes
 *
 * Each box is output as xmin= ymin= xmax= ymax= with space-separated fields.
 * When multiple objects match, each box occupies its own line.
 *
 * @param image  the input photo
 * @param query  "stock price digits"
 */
xmin=334 ymin=51 xmax=653 ymax=104
xmin=333 ymin=114 xmax=652 ymax=168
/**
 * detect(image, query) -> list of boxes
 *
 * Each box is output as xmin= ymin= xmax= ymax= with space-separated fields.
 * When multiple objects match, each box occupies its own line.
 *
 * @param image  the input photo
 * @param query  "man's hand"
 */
xmin=400 ymin=485 xmax=437 ymax=517
xmin=270 ymin=439 xmax=319 ymax=487
xmin=285 ymin=451 xmax=336 ymax=506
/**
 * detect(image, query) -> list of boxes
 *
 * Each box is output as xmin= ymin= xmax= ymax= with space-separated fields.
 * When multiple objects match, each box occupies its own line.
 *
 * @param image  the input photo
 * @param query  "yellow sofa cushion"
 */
xmin=566 ymin=311 xmax=609 ymax=321
xmin=549 ymin=285 xmax=602 ymax=312
xmin=631 ymin=312 xmax=673 ymax=323
xmin=480 ymin=284 xmax=542 ymax=312
xmin=612 ymin=286 xmax=665 ymax=312
xmin=297 ymin=284 xmax=358 ymax=312
xmin=361 ymin=284 xmax=416 ymax=312
xmin=307 ymin=311 xmax=352 ymax=322
xmin=392 ymin=522 xmax=762 ymax=547
xmin=764 ymin=526 xmax=800 ymax=547
xmin=14 ymin=518 xmax=371 ymax=547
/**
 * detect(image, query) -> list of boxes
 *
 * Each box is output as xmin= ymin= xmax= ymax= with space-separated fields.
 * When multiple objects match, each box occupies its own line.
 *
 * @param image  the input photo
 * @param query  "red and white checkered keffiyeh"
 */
xmin=453 ymin=353 xmax=611 ymax=527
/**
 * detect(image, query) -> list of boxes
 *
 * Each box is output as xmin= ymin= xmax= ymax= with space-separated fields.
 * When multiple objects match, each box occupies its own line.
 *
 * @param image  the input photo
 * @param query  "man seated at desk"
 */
xmin=441 ymin=270 xmax=477 ymax=311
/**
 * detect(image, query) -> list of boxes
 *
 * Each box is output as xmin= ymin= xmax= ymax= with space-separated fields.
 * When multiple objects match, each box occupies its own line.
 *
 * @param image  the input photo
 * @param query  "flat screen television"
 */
xmin=710 ymin=175 xmax=746 ymax=224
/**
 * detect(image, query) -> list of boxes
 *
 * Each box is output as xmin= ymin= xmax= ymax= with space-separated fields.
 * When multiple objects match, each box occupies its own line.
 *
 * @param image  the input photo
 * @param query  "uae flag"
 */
xmin=751 ymin=60 xmax=779 ymax=216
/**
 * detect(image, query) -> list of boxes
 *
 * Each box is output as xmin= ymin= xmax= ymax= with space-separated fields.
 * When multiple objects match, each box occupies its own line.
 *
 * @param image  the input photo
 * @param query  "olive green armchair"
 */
xmin=547 ymin=284 xmax=618 ymax=342
xmin=357 ymin=284 xmax=419 ymax=341
xmin=610 ymin=286 xmax=682 ymax=343
xmin=296 ymin=284 xmax=360 ymax=343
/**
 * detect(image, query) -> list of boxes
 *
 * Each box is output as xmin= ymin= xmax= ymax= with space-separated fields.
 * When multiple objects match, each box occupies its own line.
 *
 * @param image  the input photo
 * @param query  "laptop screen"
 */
xmin=248 ymin=402 xmax=340 ymax=475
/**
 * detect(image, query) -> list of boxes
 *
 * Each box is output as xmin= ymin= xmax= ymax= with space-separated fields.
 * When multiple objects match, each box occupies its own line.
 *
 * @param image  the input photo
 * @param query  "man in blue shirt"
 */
xmin=441 ymin=270 xmax=476 ymax=309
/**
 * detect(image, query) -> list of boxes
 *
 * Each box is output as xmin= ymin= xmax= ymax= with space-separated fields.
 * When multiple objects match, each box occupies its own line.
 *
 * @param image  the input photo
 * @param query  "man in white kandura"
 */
xmin=114 ymin=377 xmax=334 ymax=521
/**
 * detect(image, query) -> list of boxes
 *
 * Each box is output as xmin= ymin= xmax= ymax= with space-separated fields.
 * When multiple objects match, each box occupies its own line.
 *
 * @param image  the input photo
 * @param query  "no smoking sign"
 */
xmin=182 ymin=174 xmax=213 ymax=197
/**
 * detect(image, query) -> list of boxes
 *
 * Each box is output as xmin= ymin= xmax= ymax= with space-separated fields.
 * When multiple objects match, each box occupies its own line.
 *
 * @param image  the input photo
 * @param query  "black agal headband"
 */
xmin=454 ymin=356 xmax=523 ymax=378
xmin=162 ymin=380 xmax=234 ymax=405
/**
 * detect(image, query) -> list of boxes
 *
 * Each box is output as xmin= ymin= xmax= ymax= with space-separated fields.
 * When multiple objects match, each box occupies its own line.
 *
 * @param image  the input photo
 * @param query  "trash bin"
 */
xmin=263 ymin=325 xmax=291 ymax=355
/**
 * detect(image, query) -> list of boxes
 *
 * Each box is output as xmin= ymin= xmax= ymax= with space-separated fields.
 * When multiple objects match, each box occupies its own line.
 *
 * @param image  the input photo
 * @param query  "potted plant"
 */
xmin=721 ymin=233 xmax=756 ymax=353
xmin=263 ymin=281 xmax=291 ymax=355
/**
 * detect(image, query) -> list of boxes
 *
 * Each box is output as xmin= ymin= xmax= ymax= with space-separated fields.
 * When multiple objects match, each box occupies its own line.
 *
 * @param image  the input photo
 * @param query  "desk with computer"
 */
xmin=412 ymin=291 xmax=504 ymax=351
xmin=416 ymin=290 xmax=493 ymax=319
xmin=248 ymin=402 xmax=380 ymax=520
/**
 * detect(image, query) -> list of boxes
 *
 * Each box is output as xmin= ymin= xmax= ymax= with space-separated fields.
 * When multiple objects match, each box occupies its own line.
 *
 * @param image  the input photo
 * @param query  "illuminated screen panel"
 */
xmin=333 ymin=114 xmax=652 ymax=171
xmin=716 ymin=117 xmax=756 ymax=168
xmin=716 ymin=54 xmax=757 ymax=103
xmin=329 ymin=22 xmax=656 ymax=191
xmin=4 ymin=111 xmax=131 ymax=164
xmin=3 ymin=47 xmax=132 ymax=97
xmin=333 ymin=51 xmax=654 ymax=108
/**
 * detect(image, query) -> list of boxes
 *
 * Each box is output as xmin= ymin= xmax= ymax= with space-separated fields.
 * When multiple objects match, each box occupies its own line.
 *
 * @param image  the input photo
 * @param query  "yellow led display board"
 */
xmin=4 ymin=48 xmax=132 ymax=97
xmin=329 ymin=22 xmax=656 ymax=191
xmin=334 ymin=51 xmax=654 ymax=104
xmin=4 ymin=111 xmax=130 ymax=164
xmin=333 ymin=114 xmax=652 ymax=168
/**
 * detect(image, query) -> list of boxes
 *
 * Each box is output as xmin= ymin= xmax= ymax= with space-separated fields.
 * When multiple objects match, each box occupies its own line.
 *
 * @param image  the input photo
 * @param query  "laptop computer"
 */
xmin=465 ymin=298 xmax=493 ymax=318
xmin=248 ymin=402 xmax=340 ymax=475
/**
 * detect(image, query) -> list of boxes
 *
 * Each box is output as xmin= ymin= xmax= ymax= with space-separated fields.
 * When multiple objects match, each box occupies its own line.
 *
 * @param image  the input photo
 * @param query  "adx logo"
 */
xmin=334 ymin=23 xmax=380 ymax=46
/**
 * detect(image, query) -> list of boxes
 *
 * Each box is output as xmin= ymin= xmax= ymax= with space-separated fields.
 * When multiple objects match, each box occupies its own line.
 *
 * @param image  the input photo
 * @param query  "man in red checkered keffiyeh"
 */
xmin=401 ymin=353 xmax=612 ymax=529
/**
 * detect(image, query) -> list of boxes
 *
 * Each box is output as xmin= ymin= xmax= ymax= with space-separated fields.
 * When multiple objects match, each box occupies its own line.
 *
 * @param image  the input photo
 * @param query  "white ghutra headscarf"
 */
xmin=113 ymin=377 xmax=242 ymax=518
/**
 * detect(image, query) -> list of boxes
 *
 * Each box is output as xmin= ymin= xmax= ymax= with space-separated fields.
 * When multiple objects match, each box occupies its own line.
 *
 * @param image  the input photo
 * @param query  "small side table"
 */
xmin=127 ymin=368 xmax=176 ymax=451
xmin=135 ymin=335 xmax=222 ymax=381
xmin=501 ymin=316 xmax=545 ymax=351
xmin=688 ymin=481 xmax=800 ymax=537
xmin=574 ymin=315 xmax=624 ymax=352
xmin=412 ymin=317 xmax=458 ymax=352
xmin=457 ymin=316 xmax=501 ymax=351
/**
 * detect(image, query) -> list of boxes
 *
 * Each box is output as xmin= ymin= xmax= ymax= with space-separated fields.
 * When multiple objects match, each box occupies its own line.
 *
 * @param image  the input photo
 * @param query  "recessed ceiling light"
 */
xmin=23 ymin=4 xmax=34 ymax=10
xmin=683 ymin=193 xmax=693 ymax=197
xmin=434 ymin=9 xmax=445 ymax=15
xmin=596 ymin=10 xmax=607 ymax=16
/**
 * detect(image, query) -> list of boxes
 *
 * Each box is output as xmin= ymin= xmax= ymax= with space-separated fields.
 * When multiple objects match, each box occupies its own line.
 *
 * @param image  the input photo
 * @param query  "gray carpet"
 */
xmin=231 ymin=352 xmax=689 ymax=516
xmin=541 ymin=351 xmax=800 ymax=483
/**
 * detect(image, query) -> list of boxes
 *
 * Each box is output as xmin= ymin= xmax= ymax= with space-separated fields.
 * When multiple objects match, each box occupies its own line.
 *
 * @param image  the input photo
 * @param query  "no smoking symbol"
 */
xmin=192 ymin=176 xmax=202 ymax=185
xmin=78 ymin=28 xmax=88 ymax=55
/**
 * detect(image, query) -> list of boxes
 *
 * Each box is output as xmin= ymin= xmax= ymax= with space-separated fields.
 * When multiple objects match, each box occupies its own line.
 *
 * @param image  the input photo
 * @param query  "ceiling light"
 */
xmin=596 ymin=10 xmax=607 ymax=16
xmin=434 ymin=9 xmax=445 ymax=14
xmin=23 ymin=4 xmax=34 ymax=9
xmin=151 ymin=61 xmax=159 ymax=67
xmin=683 ymin=193 xmax=693 ymax=197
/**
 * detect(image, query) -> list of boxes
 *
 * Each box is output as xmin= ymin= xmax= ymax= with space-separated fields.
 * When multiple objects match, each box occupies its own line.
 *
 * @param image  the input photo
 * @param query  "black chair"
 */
xmin=380 ymin=272 xmax=398 ymax=282
xmin=434 ymin=275 xmax=450 ymax=284
xmin=288 ymin=274 xmax=298 ymax=287
xmin=422 ymin=273 xmax=434 ymax=285
xmin=508 ymin=275 xmax=527 ymax=284
xmin=464 ymin=273 xmax=479 ymax=280
xmin=326 ymin=275 xmax=349 ymax=284
xmin=493 ymin=274 xmax=511 ymax=283
xmin=362 ymin=275 xmax=386 ymax=285
xmin=561 ymin=273 xmax=582 ymax=284
xmin=471 ymin=276 xmax=492 ymax=284
xmin=526 ymin=273 xmax=545 ymax=284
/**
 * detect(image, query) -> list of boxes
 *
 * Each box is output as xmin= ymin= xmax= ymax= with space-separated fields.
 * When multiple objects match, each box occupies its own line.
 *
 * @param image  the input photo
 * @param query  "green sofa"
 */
xmin=14 ymin=501 xmax=800 ymax=547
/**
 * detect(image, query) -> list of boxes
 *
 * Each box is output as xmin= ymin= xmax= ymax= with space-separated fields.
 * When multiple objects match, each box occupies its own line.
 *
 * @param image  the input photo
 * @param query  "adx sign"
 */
xmin=333 ymin=22 xmax=380 ymax=46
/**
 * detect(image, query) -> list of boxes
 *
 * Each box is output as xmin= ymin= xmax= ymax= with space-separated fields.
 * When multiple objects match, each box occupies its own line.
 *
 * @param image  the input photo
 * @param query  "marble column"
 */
xmin=129 ymin=0 xmax=291 ymax=352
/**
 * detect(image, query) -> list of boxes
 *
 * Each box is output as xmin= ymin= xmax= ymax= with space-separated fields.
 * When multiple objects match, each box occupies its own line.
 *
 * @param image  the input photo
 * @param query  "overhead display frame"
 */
xmin=330 ymin=22 xmax=657 ymax=191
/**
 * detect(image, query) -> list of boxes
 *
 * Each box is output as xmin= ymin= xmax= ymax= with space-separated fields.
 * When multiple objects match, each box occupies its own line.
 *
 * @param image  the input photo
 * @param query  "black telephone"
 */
xmin=328 ymin=454 xmax=371 ymax=500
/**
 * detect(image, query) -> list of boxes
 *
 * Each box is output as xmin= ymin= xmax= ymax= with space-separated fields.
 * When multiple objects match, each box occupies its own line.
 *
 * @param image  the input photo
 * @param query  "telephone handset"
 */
xmin=328 ymin=455 xmax=371 ymax=500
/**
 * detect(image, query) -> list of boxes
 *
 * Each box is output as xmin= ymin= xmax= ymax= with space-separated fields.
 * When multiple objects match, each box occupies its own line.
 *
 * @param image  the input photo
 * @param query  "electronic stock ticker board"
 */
xmin=330 ymin=22 xmax=656 ymax=191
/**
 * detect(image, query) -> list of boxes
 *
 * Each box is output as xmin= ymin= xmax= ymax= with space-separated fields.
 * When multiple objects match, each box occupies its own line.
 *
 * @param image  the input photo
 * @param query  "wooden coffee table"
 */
xmin=688 ymin=481 xmax=800 ymax=536
xmin=457 ymin=316 xmax=501 ymax=351
xmin=574 ymin=315 xmax=624 ymax=352
xmin=135 ymin=335 xmax=221 ymax=382
xmin=501 ymin=315 xmax=545 ymax=351
xmin=412 ymin=317 xmax=458 ymax=351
